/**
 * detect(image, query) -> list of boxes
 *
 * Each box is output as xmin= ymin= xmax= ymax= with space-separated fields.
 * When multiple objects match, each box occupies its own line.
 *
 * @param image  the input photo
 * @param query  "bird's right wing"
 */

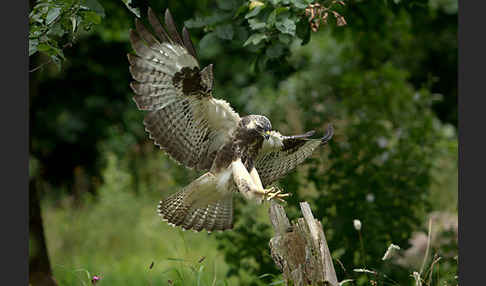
xmin=128 ymin=8 xmax=240 ymax=171
xmin=255 ymin=125 xmax=334 ymax=187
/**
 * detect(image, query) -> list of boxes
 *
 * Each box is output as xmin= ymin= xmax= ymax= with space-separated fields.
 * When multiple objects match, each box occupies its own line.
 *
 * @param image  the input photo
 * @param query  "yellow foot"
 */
xmin=262 ymin=186 xmax=291 ymax=202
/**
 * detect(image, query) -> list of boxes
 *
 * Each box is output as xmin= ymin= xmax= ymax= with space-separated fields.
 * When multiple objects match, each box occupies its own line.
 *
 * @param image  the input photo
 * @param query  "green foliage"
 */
xmin=29 ymin=0 xmax=105 ymax=70
xmin=179 ymin=0 xmax=348 ymax=70
xmin=213 ymin=23 xmax=456 ymax=286
xmin=30 ymin=0 xmax=457 ymax=285
xmin=42 ymin=152 xmax=236 ymax=286
xmin=121 ymin=0 xmax=141 ymax=17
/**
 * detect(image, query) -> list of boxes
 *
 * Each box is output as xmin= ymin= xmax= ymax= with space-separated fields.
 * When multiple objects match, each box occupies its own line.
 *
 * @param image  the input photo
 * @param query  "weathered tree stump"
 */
xmin=269 ymin=201 xmax=338 ymax=286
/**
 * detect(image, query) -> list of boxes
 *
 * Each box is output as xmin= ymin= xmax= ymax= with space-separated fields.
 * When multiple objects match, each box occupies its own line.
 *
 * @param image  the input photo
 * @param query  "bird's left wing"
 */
xmin=128 ymin=8 xmax=240 ymax=171
xmin=255 ymin=125 xmax=334 ymax=187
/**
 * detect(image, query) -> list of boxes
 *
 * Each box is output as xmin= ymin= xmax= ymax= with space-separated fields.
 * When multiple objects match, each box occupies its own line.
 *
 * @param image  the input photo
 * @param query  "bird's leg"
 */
xmin=249 ymin=167 xmax=264 ymax=190
xmin=231 ymin=159 xmax=290 ymax=202
xmin=249 ymin=168 xmax=290 ymax=202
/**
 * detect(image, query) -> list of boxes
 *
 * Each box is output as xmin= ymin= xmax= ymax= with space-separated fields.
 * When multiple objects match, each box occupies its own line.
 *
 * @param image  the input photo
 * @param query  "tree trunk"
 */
xmin=268 ymin=201 xmax=339 ymax=286
xmin=29 ymin=179 xmax=57 ymax=286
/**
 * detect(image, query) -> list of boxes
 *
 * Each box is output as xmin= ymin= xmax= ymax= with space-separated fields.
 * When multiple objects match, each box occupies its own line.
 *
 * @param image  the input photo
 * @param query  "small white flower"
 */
xmin=353 ymin=219 xmax=362 ymax=231
xmin=377 ymin=137 xmax=388 ymax=148
xmin=366 ymin=193 xmax=375 ymax=203
xmin=382 ymin=243 xmax=400 ymax=260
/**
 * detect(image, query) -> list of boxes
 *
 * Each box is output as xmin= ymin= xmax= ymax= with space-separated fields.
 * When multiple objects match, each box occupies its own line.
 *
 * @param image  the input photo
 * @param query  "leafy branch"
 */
xmin=29 ymin=0 xmax=105 ymax=72
xmin=122 ymin=0 xmax=349 ymax=71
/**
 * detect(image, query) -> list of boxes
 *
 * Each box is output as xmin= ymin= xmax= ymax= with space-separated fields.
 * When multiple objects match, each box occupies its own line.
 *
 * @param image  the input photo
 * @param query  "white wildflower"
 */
xmin=353 ymin=219 xmax=362 ymax=231
xmin=376 ymin=137 xmax=388 ymax=148
xmin=382 ymin=243 xmax=401 ymax=261
xmin=366 ymin=193 xmax=375 ymax=203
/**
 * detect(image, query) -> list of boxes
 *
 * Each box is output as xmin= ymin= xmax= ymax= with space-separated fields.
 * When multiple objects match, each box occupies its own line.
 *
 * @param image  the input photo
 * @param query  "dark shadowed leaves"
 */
xmin=244 ymin=32 xmax=268 ymax=46
xmin=215 ymin=24 xmax=234 ymax=40
xmin=275 ymin=18 xmax=296 ymax=36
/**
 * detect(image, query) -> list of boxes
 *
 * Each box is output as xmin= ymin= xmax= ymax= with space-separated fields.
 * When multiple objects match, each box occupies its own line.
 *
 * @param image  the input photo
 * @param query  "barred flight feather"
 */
xmin=128 ymin=8 xmax=240 ymax=171
xmin=255 ymin=125 xmax=333 ymax=187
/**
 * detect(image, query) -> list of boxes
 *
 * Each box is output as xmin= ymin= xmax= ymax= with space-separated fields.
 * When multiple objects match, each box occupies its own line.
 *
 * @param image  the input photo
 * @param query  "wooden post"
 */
xmin=269 ymin=201 xmax=339 ymax=286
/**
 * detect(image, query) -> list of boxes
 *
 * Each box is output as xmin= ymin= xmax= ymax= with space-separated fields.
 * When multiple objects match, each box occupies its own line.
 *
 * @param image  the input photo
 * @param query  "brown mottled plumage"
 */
xmin=128 ymin=8 xmax=333 ymax=232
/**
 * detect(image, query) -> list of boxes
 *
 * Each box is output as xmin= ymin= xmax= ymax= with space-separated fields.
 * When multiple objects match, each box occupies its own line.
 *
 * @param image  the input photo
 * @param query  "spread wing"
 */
xmin=128 ymin=8 xmax=240 ymax=171
xmin=255 ymin=125 xmax=334 ymax=187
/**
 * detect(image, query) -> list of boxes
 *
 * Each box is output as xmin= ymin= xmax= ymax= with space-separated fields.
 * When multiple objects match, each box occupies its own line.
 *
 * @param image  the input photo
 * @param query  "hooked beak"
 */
xmin=263 ymin=130 xmax=271 ymax=140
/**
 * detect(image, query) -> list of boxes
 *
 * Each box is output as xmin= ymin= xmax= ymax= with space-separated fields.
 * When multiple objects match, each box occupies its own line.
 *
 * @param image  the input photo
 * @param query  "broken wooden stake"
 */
xmin=269 ymin=201 xmax=339 ymax=286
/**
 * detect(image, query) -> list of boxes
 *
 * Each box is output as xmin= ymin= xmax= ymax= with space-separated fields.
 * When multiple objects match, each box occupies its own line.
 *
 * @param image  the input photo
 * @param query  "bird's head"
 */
xmin=240 ymin=115 xmax=272 ymax=140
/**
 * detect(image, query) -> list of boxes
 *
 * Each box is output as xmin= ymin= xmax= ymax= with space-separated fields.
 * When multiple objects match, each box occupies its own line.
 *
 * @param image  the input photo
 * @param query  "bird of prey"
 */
xmin=127 ymin=8 xmax=333 ymax=232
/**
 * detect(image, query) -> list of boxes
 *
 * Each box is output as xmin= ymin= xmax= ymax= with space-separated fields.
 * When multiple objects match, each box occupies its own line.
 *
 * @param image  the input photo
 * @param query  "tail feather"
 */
xmin=158 ymin=193 xmax=233 ymax=232
xmin=157 ymin=174 xmax=234 ymax=232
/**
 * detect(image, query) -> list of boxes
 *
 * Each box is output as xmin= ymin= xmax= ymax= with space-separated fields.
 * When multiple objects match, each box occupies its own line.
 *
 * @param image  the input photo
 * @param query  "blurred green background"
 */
xmin=29 ymin=0 xmax=457 ymax=285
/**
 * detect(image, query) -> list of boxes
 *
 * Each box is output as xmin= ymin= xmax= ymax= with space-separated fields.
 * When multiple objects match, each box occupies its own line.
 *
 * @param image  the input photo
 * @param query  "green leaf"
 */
xmin=278 ymin=34 xmax=292 ymax=45
xmin=245 ymin=5 xmax=264 ymax=19
xmin=37 ymin=43 xmax=52 ymax=53
xmin=84 ymin=11 xmax=102 ymax=25
xmin=248 ymin=18 xmax=266 ymax=30
xmin=48 ymin=22 xmax=65 ymax=37
xmin=185 ymin=13 xmax=232 ymax=28
xmin=244 ymin=33 xmax=267 ymax=46
xmin=50 ymin=54 xmax=62 ymax=71
xmin=38 ymin=41 xmax=65 ymax=60
xmin=258 ymin=273 xmax=276 ymax=279
xmin=46 ymin=7 xmax=61 ymax=25
xmin=266 ymin=42 xmax=285 ymax=59
xmin=217 ymin=0 xmax=237 ymax=11
xmin=199 ymin=32 xmax=218 ymax=52
xmin=296 ymin=19 xmax=311 ymax=45
xmin=166 ymin=258 xmax=186 ymax=262
xmin=71 ymin=16 xmax=77 ymax=33
xmin=291 ymin=0 xmax=311 ymax=9
xmin=29 ymin=39 xmax=39 ymax=56
xmin=215 ymin=24 xmax=234 ymax=40
xmin=196 ymin=265 xmax=204 ymax=286
xmin=85 ymin=0 xmax=105 ymax=17
xmin=269 ymin=280 xmax=286 ymax=285
xmin=275 ymin=18 xmax=296 ymax=36
xmin=233 ymin=3 xmax=249 ymax=19
xmin=267 ymin=7 xmax=289 ymax=27
xmin=121 ymin=0 xmax=140 ymax=18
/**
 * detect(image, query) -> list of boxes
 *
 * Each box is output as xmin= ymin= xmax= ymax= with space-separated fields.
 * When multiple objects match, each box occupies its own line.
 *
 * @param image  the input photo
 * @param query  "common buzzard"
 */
xmin=127 ymin=8 xmax=333 ymax=232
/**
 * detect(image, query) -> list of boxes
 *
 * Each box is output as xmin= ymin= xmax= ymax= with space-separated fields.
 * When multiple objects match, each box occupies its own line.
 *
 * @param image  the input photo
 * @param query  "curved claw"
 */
xmin=263 ymin=187 xmax=291 ymax=202
xmin=321 ymin=124 xmax=334 ymax=144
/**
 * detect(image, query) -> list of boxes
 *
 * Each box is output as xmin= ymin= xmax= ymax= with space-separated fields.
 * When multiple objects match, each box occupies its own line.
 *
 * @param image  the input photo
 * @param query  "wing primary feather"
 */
xmin=321 ymin=124 xmax=334 ymax=144
xmin=182 ymin=27 xmax=197 ymax=59
xmin=135 ymin=18 xmax=159 ymax=47
xmin=128 ymin=7 xmax=241 ymax=172
xmin=147 ymin=7 xmax=171 ymax=43
xmin=129 ymin=30 xmax=157 ymax=60
xmin=164 ymin=9 xmax=185 ymax=46
xmin=281 ymin=130 xmax=316 ymax=140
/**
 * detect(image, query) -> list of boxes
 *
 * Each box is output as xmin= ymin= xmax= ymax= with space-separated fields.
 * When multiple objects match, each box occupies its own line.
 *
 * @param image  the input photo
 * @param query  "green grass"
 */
xmin=42 ymin=153 xmax=238 ymax=286
xmin=43 ymin=191 xmax=238 ymax=286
